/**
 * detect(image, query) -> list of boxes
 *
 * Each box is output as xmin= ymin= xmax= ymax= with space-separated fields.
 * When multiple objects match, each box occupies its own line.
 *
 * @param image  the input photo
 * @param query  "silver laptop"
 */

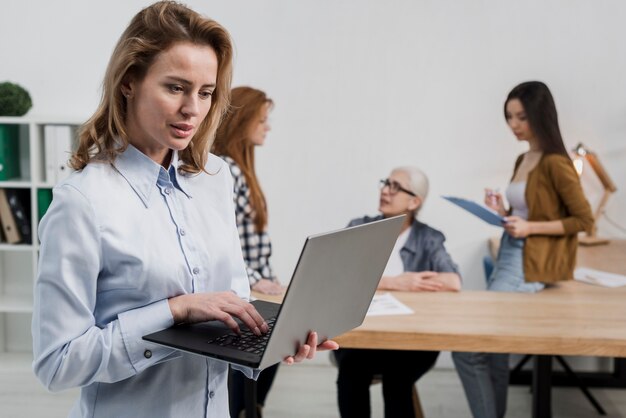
xmin=143 ymin=215 xmax=404 ymax=370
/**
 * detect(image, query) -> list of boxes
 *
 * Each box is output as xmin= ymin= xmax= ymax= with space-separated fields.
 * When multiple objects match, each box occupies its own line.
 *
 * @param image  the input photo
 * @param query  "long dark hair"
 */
xmin=504 ymin=81 xmax=568 ymax=155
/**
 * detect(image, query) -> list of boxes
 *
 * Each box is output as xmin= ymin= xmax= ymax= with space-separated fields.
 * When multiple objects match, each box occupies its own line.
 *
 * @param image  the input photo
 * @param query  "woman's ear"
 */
xmin=408 ymin=196 xmax=422 ymax=212
xmin=120 ymin=76 xmax=135 ymax=99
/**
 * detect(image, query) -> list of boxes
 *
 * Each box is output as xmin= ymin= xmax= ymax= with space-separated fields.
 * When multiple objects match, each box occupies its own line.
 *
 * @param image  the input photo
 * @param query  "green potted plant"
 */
xmin=0 ymin=81 xmax=32 ymax=179
xmin=0 ymin=82 xmax=32 ymax=116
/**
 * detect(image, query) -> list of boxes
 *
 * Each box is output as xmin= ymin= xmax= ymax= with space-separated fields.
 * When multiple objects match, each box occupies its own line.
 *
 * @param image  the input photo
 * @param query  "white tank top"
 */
xmin=382 ymin=227 xmax=411 ymax=277
xmin=506 ymin=181 xmax=528 ymax=219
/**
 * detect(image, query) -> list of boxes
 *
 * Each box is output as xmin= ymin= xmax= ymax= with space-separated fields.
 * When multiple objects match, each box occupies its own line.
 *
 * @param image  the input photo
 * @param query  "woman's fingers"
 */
xmin=318 ymin=340 xmax=339 ymax=351
xmin=223 ymin=300 xmax=267 ymax=335
xmin=282 ymin=335 xmax=339 ymax=364
xmin=306 ymin=332 xmax=318 ymax=359
xmin=284 ymin=344 xmax=310 ymax=365
xmin=212 ymin=310 xmax=242 ymax=334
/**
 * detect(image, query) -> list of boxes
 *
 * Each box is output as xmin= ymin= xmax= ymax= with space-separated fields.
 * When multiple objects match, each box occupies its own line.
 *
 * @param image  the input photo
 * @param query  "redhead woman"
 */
xmin=212 ymin=87 xmax=283 ymax=417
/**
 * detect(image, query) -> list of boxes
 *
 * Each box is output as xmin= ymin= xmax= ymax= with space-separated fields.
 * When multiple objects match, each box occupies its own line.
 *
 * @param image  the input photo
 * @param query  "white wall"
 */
xmin=2 ymin=0 xmax=625 ymax=367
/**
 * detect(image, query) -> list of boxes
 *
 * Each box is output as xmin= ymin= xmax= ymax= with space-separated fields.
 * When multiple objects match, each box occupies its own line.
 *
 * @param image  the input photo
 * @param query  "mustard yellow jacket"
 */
xmin=511 ymin=153 xmax=594 ymax=283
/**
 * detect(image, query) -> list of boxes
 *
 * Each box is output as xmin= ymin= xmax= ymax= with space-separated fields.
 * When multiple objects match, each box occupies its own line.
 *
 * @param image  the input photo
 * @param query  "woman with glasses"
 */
xmin=334 ymin=166 xmax=461 ymax=418
xmin=452 ymin=81 xmax=593 ymax=418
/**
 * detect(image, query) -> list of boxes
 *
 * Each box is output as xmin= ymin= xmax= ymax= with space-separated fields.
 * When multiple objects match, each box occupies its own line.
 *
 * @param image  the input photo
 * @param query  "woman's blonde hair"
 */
xmin=212 ymin=87 xmax=273 ymax=232
xmin=70 ymin=1 xmax=233 ymax=173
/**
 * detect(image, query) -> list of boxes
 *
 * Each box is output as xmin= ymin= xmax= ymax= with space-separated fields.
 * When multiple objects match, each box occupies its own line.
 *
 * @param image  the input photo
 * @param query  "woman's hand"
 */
xmin=380 ymin=272 xmax=444 ymax=292
xmin=252 ymin=278 xmax=285 ymax=295
xmin=168 ymin=292 xmax=269 ymax=336
xmin=283 ymin=331 xmax=339 ymax=365
xmin=484 ymin=188 xmax=506 ymax=216
xmin=503 ymin=216 xmax=531 ymax=238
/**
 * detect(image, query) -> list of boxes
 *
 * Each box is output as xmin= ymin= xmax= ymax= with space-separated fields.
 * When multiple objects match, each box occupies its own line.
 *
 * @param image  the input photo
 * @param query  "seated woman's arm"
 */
xmin=378 ymin=226 xmax=461 ymax=293
xmin=379 ymin=271 xmax=461 ymax=292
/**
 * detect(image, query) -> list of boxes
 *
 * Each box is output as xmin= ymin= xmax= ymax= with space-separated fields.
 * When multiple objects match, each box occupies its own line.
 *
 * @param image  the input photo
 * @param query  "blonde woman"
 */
xmin=31 ymin=3 xmax=336 ymax=417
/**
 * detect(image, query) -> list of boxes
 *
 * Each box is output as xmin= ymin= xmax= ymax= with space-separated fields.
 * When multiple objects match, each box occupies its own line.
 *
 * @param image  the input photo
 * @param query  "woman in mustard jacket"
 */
xmin=452 ymin=81 xmax=594 ymax=418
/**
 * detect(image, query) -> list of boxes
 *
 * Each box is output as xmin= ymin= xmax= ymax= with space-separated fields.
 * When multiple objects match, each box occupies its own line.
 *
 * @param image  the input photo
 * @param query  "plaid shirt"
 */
xmin=221 ymin=156 xmax=275 ymax=286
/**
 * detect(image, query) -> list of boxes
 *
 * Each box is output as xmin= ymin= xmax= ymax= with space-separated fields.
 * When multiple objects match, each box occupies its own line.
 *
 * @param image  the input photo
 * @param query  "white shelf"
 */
xmin=0 ymin=117 xmax=79 ymax=359
xmin=0 ymin=180 xmax=33 ymax=188
xmin=0 ymin=244 xmax=34 ymax=252
xmin=0 ymin=115 xmax=86 ymax=125
xmin=0 ymin=295 xmax=33 ymax=313
xmin=33 ymin=182 xmax=56 ymax=189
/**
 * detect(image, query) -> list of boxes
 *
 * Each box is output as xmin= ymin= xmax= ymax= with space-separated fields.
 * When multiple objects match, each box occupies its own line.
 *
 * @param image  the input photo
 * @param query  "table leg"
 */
xmin=244 ymin=378 xmax=258 ymax=418
xmin=532 ymin=355 xmax=552 ymax=418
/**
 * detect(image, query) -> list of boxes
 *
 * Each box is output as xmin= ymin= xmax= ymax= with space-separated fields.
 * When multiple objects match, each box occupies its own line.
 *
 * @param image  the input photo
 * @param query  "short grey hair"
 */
xmin=392 ymin=166 xmax=429 ymax=203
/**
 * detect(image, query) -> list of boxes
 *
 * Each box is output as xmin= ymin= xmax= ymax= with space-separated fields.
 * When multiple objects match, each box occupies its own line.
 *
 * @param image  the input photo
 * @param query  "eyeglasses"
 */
xmin=379 ymin=178 xmax=416 ymax=197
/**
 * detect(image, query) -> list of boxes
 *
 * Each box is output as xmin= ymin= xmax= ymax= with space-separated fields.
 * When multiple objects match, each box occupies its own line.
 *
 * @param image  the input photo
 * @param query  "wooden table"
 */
xmin=334 ymin=281 xmax=626 ymax=356
xmin=334 ymin=240 xmax=626 ymax=417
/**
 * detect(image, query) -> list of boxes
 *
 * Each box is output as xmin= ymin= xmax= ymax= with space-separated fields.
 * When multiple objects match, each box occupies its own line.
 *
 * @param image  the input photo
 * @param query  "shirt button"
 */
xmin=180 ymin=228 xmax=186 ymax=236
xmin=209 ymin=391 xmax=215 ymax=399
xmin=192 ymin=267 xmax=200 ymax=275
xmin=144 ymin=349 xmax=152 ymax=359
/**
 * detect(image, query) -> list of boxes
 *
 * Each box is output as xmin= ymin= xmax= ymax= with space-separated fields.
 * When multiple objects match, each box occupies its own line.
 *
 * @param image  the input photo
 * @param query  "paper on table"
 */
xmin=442 ymin=195 xmax=505 ymax=227
xmin=366 ymin=293 xmax=414 ymax=317
xmin=574 ymin=267 xmax=626 ymax=288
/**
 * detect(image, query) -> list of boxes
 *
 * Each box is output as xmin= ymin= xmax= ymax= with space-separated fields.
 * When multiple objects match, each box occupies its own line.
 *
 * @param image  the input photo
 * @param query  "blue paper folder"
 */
xmin=442 ymin=196 xmax=505 ymax=227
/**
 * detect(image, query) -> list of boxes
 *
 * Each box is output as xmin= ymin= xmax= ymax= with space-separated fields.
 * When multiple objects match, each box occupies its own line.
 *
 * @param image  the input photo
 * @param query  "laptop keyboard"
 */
xmin=209 ymin=317 xmax=276 ymax=354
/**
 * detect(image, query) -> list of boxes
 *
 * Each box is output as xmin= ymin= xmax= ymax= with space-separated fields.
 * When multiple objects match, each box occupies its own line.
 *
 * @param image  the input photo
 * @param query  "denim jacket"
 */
xmin=348 ymin=215 xmax=459 ymax=274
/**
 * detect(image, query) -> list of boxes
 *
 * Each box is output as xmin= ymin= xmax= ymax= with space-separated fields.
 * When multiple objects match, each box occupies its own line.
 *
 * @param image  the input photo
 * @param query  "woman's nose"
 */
xmin=181 ymin=96 xmax=199 ymax=117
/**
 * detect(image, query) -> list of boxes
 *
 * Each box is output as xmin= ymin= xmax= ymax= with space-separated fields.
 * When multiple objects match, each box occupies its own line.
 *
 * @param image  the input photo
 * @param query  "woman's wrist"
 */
xmin=378 ymin=276 xmax=395 ymax=290
xmin=168 ymin=296 xmax=185 ymax=323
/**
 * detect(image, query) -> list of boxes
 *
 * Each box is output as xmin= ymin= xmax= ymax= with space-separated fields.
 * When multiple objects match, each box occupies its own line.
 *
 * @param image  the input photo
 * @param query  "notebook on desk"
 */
xmin=143 ymin=215 xmax=404 ymax=370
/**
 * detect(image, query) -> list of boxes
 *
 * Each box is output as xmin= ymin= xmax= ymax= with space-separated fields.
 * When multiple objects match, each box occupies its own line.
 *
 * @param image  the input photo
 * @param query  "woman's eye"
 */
xmin=168 ymin=85 xmax=184 ymax=93
xmin=199 ymin=90 xmax=213 ymax=99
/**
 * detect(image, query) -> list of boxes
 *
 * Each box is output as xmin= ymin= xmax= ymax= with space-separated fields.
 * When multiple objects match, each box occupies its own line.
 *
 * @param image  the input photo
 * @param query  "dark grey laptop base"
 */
xmin=144 ymin=300 xmax=279 ymax=368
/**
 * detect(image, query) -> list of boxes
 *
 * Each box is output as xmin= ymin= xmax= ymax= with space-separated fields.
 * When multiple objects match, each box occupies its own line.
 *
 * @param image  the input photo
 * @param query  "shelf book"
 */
xmin=0 ymin=124 xmax=21 ymax=181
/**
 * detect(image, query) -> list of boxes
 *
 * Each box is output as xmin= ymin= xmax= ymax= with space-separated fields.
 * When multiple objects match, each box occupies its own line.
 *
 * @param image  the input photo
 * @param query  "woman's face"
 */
xmin=505 ymin=99 xmax=535 ymax=143
xmin=247 ymin=103 xmax=271 ymax=146
xmin=124 ymin=41 xmax=218 ymax=165
xmin=378 ymin=170 xmax=421 ymax=218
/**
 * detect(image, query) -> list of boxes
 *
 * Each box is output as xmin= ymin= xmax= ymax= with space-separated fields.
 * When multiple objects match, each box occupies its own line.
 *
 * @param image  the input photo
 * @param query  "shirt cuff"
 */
xmin=117 ymin=299 xmax=181 ymax=373
xmin=231 ymin=363 xmax=262 ymax=380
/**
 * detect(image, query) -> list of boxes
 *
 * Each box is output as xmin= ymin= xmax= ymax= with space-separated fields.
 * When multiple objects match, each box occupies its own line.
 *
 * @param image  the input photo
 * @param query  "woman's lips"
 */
xmin=171 ymin=123 xmax=194 ymax=138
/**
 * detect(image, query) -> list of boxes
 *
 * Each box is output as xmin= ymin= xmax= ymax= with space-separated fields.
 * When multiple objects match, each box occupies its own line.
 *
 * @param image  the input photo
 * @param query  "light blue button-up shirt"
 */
xmin=32 ymin=145 xmax=253 ymax=417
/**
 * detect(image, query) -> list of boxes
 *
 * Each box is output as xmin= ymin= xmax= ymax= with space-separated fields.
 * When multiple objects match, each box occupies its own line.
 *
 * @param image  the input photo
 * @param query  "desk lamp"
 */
xmin=572 ymin=143 xmax=617 ymax=246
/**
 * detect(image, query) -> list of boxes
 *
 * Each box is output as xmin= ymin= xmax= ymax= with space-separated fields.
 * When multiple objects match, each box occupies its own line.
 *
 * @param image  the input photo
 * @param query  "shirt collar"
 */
xmin=168 ymin=150 xmax=192 ymax=198
xmin=113 ymin=145 xmax=191 ymax=207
